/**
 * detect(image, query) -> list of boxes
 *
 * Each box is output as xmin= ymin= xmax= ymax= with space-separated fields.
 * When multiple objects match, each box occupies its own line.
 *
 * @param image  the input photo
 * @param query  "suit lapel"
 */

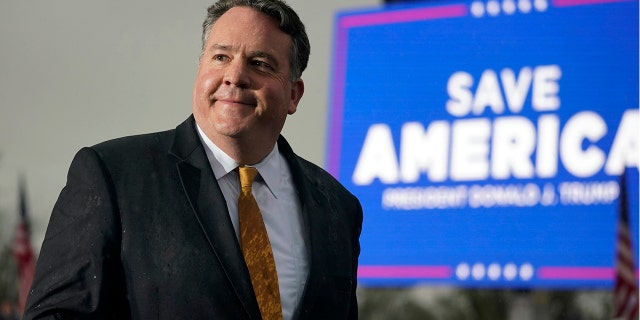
xmin=170 ymin=116 xmax=261 ymax=320
xmin=277 ymin=136 xmax=330 ymax=316
xmin=277 ymin=135 xmax=319 ymax=254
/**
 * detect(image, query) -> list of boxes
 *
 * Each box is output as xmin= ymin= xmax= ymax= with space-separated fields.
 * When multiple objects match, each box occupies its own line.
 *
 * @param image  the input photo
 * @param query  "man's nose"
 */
xmin=223 ymin=60 xmax=251 ymax=88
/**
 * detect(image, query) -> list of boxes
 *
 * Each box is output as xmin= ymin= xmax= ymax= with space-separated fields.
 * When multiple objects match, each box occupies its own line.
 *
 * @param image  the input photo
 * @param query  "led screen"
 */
xmin=327 ymin=0 xmax=639 ymax=288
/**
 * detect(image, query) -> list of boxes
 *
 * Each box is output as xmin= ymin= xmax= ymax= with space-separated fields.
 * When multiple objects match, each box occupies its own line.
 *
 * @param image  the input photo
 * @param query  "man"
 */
xmin=23 ymin=0 xmax=363 ymax=319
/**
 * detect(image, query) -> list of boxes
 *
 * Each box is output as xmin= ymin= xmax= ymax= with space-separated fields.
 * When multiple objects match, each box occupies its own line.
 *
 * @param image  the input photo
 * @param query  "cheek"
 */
xmin=194 ymin=70 xmax=218 ymax=101
xmin=193 ymin=73 xmax=218 ymax=124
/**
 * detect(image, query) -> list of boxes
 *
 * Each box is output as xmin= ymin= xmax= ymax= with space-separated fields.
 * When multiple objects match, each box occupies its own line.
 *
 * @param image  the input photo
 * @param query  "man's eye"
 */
xmin=213 ymin=54 xmax=229 ymax=62
xmin=251 ymin=60 xmax=273 ymax=70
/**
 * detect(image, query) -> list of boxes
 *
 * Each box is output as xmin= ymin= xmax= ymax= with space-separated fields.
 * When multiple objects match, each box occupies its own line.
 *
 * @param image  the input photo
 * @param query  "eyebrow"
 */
xmin=209 ymin=43 xmax=232 ymax=52
xmin=209 ymin=43 xmax=279 ymax=67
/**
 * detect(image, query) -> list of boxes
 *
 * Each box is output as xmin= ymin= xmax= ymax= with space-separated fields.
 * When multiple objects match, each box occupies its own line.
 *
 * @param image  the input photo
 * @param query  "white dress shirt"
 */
xmin=196 ymin=125 xmax=309 ymax=320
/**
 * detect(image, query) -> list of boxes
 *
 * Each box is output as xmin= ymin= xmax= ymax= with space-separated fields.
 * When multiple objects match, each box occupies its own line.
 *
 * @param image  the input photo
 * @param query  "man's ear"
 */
xmin=288 ymin=78 xmax=304 ymax=115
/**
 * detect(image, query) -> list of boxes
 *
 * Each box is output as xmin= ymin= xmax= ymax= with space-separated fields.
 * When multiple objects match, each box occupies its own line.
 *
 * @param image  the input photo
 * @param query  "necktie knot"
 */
xmin=238 ymin=166 xmax=258 ymax=191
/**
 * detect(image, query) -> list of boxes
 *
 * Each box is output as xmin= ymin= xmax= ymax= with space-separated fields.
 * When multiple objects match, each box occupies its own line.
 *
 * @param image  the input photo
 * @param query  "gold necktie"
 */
xmin=237 ymin=166 xmax=282 ymax=320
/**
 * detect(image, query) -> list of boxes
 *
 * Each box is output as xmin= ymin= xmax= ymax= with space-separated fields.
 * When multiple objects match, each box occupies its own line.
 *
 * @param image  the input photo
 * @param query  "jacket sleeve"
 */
xmin=349 ymin=198 xmax=363 ymax=320
xmin=23 ymin=147 xmax=129 ymax=320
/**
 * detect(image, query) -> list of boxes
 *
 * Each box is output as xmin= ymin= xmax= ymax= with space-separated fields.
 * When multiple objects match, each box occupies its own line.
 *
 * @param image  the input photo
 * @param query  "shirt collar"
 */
xmin=196 ymin=124 xmax=281 ymax=198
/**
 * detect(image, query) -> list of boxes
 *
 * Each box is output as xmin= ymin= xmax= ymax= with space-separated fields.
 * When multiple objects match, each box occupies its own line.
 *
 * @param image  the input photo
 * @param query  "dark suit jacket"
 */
xmin=24 ymin=116 xmax=362 ymax=320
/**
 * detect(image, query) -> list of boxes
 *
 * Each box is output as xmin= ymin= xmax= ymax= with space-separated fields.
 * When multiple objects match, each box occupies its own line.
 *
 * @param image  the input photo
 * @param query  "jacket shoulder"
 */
xmin=278 ymin=135 xmax=357 ymax=200
xmin=77 ymin=129 xmax=179 ymax=179
xmin=91 ymin=129 xmax=176 ymax=156
xmin=296 ymin=154 xmax=361 ymax=203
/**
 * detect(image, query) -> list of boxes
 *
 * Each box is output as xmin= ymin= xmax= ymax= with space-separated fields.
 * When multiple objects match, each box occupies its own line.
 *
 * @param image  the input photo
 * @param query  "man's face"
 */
xmin=193 ymin=6 xmax=304 ymax=147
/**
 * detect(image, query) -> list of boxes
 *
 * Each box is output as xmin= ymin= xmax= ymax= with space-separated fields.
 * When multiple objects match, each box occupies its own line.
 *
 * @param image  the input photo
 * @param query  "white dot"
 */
xmin=503 ymin=0 xmax=517 ymax=14
xmin=471 ymin=1 xmax=486 ymax=17
xmin=472 ymin=263 xmax=486 ymax=280
xmin=520 ymin=263 xmax=534 ymax=281
xmin=456 ymin=263 xmax=471 ymax=280
xmin=534 ymin=0 xmax=548 ymax=11
xmin=488 ymin=263 xmax=502 ymax=280
xmin=487 ymin=0 xmax=501 ymax=16
xmin=504 ymin=263 xmax=518 ymax=280
xmin=518 ymin=0 xmax=532 ymax=13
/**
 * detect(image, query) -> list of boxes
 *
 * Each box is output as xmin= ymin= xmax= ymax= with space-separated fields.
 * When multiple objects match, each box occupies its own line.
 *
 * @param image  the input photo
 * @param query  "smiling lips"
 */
xmin=212 ymin=92 xmax=257 ymax=108
xmin=217 ymin=99 xmax=255 ymax=107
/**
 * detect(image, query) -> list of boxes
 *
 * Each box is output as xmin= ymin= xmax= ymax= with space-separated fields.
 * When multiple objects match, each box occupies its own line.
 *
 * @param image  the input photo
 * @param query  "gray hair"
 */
xmin=201 ymin=0 xmax=310 ymax=81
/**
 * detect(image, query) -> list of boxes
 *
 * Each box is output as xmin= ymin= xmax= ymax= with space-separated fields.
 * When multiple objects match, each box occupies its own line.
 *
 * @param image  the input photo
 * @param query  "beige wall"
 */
xmin=0 ymin=0 xmax=379 ymax=250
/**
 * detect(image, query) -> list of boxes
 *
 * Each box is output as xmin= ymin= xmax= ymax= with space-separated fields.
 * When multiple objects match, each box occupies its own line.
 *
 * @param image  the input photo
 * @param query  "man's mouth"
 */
xmin=212 ymin=92 xmax=257 ymax=107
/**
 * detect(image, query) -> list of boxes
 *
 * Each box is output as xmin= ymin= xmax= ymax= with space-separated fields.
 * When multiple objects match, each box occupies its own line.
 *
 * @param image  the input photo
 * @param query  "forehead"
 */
xmin=207 ymin=7 xmax=292 ymax=56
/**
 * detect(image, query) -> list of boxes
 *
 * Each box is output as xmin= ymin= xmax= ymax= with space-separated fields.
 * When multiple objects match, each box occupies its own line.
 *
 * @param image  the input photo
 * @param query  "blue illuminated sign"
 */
xmin=328 ymin=0 xmax=639 ymax=288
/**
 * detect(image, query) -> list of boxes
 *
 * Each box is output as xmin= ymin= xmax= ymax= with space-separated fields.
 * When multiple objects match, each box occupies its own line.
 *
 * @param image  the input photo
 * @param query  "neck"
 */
xmin=211 ymin=134 xmax=277 ymax=165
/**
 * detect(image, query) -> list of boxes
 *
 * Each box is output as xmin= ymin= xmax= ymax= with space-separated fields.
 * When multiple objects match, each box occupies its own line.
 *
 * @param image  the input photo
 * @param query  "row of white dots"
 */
xmin=456 ymin=263 xmax=534 ymax=281
xmin=471 ymin=0 xmax=549 ymax=17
